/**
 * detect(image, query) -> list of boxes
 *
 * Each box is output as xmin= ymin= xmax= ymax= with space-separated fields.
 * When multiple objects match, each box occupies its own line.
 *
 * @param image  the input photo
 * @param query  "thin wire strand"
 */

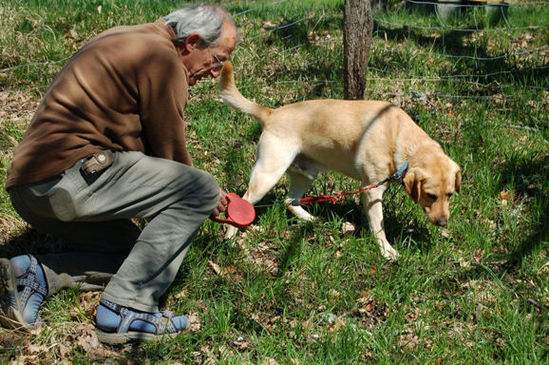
xmin=2 ymin=1 xmax=546 ymax=97
xmin=233 ymin=0 xmax=289 ymax=17
xmin=0 ymin=57 xmax=70 ymax=73
xmin=375 ymin=18 xmax=546 ymax=32
xmin=405 ymin=0 xmax=547 ymax=7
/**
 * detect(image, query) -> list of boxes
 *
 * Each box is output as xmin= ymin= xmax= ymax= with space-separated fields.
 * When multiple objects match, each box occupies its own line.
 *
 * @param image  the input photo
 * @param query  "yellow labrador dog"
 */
xmin=220 ymin=63 xmax=461 ymax=260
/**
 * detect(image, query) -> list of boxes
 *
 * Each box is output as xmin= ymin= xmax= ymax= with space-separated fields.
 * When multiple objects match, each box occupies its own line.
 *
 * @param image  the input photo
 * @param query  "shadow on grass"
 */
xmin=261 ymin=16 xmax=343 ymax=100
xmin=263 ymin=12 xmax=342 ymax=48
xmin=434 ymin=153 xmax=547 ymax=299
xmin=277 ymin=223 xmax=314 ymax=275
xmin=267 ymin=59 xmax=341 ymax=102
xmin=0 ymin=228 xmax=60 ymax=258
xmin=284 ymin=198 xmax=432 ymax=254
xmin=374 ymin=20 xmax=548 ymax=88
xmin=374 ymin=21 xmax=478 ymax=58
xmin=499 ymin=153 xmax=548 ymax=271
xmin=264 ymin=18 xmax=312 ymax=49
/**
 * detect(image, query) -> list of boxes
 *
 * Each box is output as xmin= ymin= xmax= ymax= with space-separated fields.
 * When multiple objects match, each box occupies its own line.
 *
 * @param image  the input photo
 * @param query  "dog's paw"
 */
xmin=223 ymin=225 xmax=239 ymax=240
xmin=287 ymin=204 xmax=317 ymax=221
xmin=381 ymin=244 xmax=399 ymax=261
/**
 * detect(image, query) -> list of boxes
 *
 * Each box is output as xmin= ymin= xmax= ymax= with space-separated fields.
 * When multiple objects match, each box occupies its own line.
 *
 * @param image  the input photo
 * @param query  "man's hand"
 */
xmin=212 ymin=188 xmax=228 ymax=217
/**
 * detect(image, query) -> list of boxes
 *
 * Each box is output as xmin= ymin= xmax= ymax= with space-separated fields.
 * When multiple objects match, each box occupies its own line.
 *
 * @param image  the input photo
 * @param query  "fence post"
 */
xmin=343 ymin=0 xmax=374 ymax=100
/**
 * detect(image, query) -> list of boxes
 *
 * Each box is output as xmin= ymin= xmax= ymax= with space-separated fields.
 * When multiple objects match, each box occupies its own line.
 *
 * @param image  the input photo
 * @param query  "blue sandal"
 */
xmin=95 ymin=299 xmax=189 ymax=344
xmin=0 ymin=255 xmax=48 ymax=330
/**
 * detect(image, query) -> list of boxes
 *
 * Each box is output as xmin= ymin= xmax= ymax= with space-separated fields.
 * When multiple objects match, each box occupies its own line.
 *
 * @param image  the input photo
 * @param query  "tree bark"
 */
xmin=343 ymin=0 xmax=374 ymax=100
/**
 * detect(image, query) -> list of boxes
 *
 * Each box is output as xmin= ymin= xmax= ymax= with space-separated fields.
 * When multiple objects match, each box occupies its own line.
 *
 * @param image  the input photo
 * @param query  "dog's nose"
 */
xmin=436 ymin=217 xmax=448 ymax=227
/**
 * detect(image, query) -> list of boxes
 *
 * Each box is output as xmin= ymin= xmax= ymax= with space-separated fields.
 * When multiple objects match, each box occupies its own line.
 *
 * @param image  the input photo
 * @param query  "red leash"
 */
xmin=299 ymin=182 xmax=380 ymax=205
xmin=298 ymin=161 xmax=409 ymax=206
xmin=212 ymin=162 xmax=409 ymax=225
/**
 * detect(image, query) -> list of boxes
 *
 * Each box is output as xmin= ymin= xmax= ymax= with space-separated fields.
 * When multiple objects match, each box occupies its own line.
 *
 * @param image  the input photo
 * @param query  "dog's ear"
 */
xmin=454 ymin=168 xmax=461 ymax=193
xmin=403 ymin=168 xmax=422 ymax=203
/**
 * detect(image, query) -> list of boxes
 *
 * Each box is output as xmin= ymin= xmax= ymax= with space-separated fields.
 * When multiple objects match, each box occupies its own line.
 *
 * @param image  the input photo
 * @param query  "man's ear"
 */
xmin=454 ymin=168 xmax=461 ymax=193
xmin=403 ymin=168 xmax=422 ymax=203
xmin=182 ymin=33 xmax=202 ymax=52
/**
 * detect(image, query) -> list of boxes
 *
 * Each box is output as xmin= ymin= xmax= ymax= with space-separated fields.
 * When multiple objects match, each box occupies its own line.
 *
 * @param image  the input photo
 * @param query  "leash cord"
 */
xmin=299 ymin=161 xmax=409 ymax=206
xmin=244 ymin=162 xmax=409 ymax=208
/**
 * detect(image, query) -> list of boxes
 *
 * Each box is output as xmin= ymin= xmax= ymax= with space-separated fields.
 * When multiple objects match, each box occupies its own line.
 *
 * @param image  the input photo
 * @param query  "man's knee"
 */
xmin=188 ymin=169 xmax=219 ymax=210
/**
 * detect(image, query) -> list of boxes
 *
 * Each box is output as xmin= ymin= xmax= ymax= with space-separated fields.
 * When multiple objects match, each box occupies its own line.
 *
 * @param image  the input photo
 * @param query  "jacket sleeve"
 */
xmin=136 ymin=48 xmax=192 ymax=165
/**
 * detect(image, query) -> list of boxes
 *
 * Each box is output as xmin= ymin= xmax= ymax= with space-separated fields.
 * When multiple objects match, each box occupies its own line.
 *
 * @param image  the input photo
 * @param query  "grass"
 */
xmin=0 ymin=0 xmax=547 ymax=363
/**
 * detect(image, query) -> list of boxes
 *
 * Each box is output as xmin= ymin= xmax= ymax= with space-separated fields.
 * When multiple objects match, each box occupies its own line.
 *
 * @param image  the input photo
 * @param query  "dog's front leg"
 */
xmin=362 ymin=185 xmax=399 ymax=261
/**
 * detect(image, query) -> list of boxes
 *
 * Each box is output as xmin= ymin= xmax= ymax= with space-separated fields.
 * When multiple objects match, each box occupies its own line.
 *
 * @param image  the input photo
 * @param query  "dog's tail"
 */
xmin=219 ymin=63 xmax=272 ymax=126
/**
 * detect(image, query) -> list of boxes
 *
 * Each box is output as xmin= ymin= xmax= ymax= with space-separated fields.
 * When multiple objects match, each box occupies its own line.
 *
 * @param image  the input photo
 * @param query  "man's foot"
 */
xmin=95 ymin=299 xmax=188 ymax=344
xmin=0 ymin=255 xmax=48 ymax=330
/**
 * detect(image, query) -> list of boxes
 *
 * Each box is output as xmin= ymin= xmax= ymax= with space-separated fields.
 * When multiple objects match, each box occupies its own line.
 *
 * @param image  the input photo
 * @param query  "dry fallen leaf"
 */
xmin=328 ymin=289 xmax=340 ymax=300
xmin=11 ymin=354 xmax=39 ymax=365
xmin=352 ymin=291 xmax=389 ymax=328
xmin=341 ymin=222 xmax=356 ymax=235
xmin=188 ymin=313 xmax=201 ymax=332
xmin=262 ymin=358 xmax=279 ymax=365
xmin=262 ymin=21 xmax=277 ymax=30
xmin=398 ymin=330 xmax=419 ymax=350
xmin=58 ymin=343 xmax=71 ymax=359
xmin=208 ymin=260 xmax=222 ymax=275
xmin=406 ymin=307 xmax=420 ymax=322
xmin=441 ymin=229 xmax=450 ymax=238
xmin=79 ymin=291 xmax=101 ymax=317
xmin=174 ymin=289 xmax=188 ymax=300
xmin=230 ymin=335 xmax=250 ymax=351
xmin=499 ymin=190 xmax=510 ymax=201
xmin=68 ymin=28 xmax=78 ymax=39
xmin=458 ymin=257 xmax=471 ymax=268
xmin=250 ymin=242 xmax=279 ymax=276
xmin=328 ymin=317 xmax=346 ymax=333
xmin=307 ymin=333 xmax=320 ymax=343
xmin=473 ymin=249 xmax=484 ymax=264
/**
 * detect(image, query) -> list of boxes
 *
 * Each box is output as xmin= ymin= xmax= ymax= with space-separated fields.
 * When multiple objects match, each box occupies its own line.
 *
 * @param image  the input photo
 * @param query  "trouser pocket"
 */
xmin=49 ymin=184 xmax=77 ymax=222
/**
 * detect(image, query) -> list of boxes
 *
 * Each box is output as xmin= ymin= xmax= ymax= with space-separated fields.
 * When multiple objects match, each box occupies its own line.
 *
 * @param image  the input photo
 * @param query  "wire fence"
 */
xmin=405 ymin=0 xmax=547 ymax=8
xmin=374 ymin=18 xmax=545 ymax=32
xmin=230 ymin=0 xmax=547 ymax=102
xmin=1 ymin=0 xmax=547 ymax=103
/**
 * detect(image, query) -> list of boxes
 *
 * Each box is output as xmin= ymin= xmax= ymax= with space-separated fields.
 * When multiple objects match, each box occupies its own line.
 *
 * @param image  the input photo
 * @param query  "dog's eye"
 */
xmin=447 ymin=193 xmax=453 ymax=198
xmin=426 ymin=193 xmax=437 ymax=201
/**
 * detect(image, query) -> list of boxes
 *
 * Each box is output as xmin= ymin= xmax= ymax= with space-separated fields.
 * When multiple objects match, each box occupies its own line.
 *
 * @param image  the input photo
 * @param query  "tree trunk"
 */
xmin=343 ymin=0 xmax=374 ymax=100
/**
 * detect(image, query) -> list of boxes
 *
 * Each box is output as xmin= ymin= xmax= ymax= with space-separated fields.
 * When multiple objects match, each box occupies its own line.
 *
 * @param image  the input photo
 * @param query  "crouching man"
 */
xmin=1 ymin=4 xmax=237 ymax=344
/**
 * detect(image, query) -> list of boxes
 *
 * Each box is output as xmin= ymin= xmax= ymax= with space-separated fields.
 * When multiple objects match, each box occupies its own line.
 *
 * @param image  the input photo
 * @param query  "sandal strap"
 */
xmin=16 ymin=256 xmax=48 ymax=302
xmin=100 ymin=298 xmax=121 ymax=312
xmin=100 ymin=300 xmax=178 ymax=335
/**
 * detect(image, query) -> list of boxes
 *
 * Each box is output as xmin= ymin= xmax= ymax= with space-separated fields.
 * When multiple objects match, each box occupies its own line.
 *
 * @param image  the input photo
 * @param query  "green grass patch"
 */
xmin=0 ymin=0 xmax=547 ymax=363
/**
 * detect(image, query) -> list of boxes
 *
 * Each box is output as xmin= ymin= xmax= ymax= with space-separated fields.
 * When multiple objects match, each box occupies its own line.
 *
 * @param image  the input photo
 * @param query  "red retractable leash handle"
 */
xmin=211 ymin=193 xmax=256 ymax=228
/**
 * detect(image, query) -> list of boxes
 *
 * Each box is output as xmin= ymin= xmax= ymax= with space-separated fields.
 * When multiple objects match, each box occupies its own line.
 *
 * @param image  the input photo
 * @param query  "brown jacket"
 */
xmin=6 ymin=19 xmax=191 ymax=188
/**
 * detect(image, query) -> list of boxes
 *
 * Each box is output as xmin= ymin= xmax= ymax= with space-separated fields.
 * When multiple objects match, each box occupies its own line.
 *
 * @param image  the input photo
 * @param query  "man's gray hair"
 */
xmin=164 ymin=4 xmax=234 ymax=47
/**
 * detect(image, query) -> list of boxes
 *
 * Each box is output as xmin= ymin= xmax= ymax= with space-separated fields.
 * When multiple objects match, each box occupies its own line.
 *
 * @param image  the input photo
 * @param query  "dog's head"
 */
xmin=403 ymin=151 xmax=461 ymax=227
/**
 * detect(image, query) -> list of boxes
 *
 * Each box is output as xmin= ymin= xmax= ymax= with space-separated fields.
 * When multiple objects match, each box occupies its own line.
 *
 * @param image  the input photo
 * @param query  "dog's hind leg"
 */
xmin=225 ymin=134 xmax=299 ymax=239
xmin=285 ymin=162 xmax=319 ymax=221
xmin=242 ymin=139 xmax=299 ymax=204
xmin=361 ymin=184 xmax=399 ymax=261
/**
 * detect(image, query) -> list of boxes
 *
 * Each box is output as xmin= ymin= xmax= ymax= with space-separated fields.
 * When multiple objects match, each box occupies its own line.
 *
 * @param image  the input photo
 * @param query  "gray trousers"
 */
xmin=8 ymin=151 xmax=219 ymax=312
